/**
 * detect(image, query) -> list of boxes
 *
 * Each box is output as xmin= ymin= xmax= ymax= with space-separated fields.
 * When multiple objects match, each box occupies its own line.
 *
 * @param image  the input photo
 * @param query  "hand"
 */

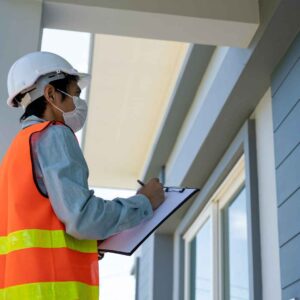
xmin=137 ymin=178 xmax=165 ymax=210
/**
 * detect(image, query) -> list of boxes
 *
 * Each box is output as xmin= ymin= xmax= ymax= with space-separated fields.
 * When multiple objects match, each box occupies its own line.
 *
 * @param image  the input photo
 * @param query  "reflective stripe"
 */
xmin=0 ymin=281 xmax=99 ymax=300
xmin=0 ymin=229 xmax=97 ymax=255
xmin=0 ymin=248 xmax=99 ymax=287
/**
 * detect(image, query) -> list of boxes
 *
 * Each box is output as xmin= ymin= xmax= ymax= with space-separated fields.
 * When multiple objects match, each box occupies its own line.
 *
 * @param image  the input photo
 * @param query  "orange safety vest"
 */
xmin=0 ymin=121 xmax=99 ymax=300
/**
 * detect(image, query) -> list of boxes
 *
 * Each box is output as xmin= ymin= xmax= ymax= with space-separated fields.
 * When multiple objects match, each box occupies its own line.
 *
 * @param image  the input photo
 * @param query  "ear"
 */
xmin=44 ymin=84 xmax=56 ymax=102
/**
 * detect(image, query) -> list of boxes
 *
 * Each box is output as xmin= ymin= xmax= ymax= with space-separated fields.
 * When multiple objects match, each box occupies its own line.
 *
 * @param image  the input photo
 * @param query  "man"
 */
xmin=0 ymin=51 xmax=165 ymax=299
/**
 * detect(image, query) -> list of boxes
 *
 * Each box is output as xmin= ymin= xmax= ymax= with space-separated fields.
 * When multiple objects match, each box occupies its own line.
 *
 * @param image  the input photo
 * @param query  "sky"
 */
xmin=93 ymin=187 xmax=136 ymax=300
xmin=41 ymin=28 xmax=91 ymax=145
xmin=41 ymin=28 xmax=137 ymax=300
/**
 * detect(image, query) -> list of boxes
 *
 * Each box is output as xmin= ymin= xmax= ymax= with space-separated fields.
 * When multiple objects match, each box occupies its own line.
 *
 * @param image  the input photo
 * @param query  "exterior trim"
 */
xmin=244 ymin=119 xmax=262 ymax=300
xmin=173 ymin=120 xmax=262 ymax=300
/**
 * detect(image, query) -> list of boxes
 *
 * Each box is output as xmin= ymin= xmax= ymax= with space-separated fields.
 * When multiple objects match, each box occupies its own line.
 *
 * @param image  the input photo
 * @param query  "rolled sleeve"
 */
xmin=35 ymin=123 xmax=154 ymax=240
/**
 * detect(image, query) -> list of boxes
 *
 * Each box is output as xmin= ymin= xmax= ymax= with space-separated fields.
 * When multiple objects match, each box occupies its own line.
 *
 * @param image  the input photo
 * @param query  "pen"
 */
xmin=137 ymin=179 xmax=166 ymax=189
xmin=137 ymin=179 xmax=145 ymax=186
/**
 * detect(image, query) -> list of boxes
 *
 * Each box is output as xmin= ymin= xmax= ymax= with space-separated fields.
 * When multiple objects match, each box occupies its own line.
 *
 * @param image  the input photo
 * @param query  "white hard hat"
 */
xmin=7 ymin=51 xmax=90 ymax=108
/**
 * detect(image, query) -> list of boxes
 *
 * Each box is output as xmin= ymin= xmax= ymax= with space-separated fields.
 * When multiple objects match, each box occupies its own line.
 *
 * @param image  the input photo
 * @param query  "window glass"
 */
xmin=223 ymin=187 xmax=249 ymax=300
xmin=190 ymin=218 xmax=212 ymax=300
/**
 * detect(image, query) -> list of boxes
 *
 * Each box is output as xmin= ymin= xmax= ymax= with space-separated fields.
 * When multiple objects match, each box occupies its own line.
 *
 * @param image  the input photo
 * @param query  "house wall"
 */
xmin=271 ymin=32 xmax=300 ymax=299
xmin=0 ymin=0 xmax=43 ymax=160
xmin=135 ymin=1 xmax=300 ymax=298
xmin=168 ymin=82 xmax=284 ymax=300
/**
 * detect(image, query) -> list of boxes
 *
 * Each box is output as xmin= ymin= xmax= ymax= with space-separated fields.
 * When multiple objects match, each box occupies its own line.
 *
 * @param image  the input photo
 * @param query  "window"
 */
xmin=222 ymin=187 xmax=249 ymax=300
xmin=184 ymin=156 xmax=247 ymax=300
xmin=186 ymin=208 xmax=213 ymax=300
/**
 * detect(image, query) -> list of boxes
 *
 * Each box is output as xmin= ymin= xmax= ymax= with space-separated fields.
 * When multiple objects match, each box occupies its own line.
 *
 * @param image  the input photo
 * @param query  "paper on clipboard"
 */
xmin=98 ymin=187 xmax=199 ymax=256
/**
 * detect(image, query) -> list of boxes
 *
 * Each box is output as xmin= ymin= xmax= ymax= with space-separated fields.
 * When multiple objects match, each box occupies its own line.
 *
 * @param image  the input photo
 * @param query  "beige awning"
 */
xmin=83 ymin=33 xmax=189 ymax=189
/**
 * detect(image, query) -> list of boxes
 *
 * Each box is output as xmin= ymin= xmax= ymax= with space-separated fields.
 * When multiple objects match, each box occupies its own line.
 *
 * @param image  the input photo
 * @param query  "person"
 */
xmin=0 ymin=51 xmax=165 ymax=300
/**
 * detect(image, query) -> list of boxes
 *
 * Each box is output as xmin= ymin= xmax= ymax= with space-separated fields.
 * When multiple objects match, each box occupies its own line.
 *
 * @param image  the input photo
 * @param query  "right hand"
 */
xmin=137 ymin=178 xmax=165 ymax=210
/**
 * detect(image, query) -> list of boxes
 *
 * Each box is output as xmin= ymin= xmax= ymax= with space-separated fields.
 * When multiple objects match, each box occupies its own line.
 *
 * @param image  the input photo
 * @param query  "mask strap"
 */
xmin=47 ymin=97 xmax=65 ymax=114
xmin=57 ymin=89 xmax=73 ymax=99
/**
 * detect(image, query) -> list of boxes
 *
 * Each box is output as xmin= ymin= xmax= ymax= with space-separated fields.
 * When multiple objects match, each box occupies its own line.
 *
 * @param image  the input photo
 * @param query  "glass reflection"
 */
xmin=225 ymin=187 xmax=249 ymax=300
xmin=190 ymin=218 xmax=212 ymax=300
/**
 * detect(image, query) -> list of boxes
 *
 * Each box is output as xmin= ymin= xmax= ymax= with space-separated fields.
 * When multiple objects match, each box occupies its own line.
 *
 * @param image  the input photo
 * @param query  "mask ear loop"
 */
xmin=56 ymin=88 xmax=73 ymax=100
xmin=55 ymin=89 xmax=79 ymax=115
xmin=46 ymin=94 xmax=65 ymax=114
xmin=55 ymin=88 xmax=77 ymax=109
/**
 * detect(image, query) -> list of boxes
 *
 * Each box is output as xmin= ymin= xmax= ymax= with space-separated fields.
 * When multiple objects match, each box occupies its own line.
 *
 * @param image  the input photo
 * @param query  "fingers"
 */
xmin=148 ymin=177 xmax=164 ymax=188
xmin=149 ymin=177 xmax=160 ymax=183
xmin=148 ymin=177 xmax=161 ymax=184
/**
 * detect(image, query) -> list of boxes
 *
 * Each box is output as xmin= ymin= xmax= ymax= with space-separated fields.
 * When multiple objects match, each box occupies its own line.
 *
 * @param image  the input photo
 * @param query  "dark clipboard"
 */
xmin=98 ymin=187 xmax=200 ymax=256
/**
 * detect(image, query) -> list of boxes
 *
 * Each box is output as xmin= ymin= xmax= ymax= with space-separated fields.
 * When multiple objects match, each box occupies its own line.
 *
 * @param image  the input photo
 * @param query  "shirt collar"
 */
xmin=21 ymin=115 xmax=47 ymax=129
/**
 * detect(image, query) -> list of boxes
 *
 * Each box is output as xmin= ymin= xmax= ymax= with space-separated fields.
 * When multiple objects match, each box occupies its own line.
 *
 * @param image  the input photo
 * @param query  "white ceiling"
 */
xmin=83 ymin=34 xmax=189 ymax=189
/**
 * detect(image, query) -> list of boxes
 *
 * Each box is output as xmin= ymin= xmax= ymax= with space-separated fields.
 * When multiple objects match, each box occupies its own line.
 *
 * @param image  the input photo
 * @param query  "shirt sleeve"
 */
xmin=34 ymin=123 xmax=154 ymax=240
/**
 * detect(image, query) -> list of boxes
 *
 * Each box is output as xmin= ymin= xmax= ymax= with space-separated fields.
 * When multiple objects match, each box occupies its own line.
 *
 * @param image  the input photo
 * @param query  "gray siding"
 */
xmin=272 ymin=32 xmax=300 ymax=299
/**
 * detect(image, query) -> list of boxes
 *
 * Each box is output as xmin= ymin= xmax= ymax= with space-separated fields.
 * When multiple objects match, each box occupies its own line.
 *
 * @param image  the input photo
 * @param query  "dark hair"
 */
xmin=18 ymin=74 xmax=79 ymax=123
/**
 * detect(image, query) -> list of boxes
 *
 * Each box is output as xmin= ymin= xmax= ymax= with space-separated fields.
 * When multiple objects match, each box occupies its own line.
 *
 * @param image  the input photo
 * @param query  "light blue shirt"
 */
xmin=21 ymin=115 xmax=153 ymax=240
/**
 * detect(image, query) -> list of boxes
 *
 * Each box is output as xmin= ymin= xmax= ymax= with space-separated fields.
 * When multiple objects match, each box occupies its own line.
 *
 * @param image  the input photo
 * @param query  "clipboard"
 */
xmin=98 ymin=187 xmax=200 ymax=256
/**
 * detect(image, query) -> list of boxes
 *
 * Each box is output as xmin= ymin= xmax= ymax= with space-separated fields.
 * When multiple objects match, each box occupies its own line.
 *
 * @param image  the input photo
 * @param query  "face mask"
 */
xmin=49 ymin=89 xmax=88 ymax=133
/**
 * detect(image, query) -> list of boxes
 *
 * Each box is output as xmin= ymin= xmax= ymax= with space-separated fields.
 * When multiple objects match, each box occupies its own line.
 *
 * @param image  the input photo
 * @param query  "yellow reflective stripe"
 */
xmin=0 ymin=229 xmax=97 ymax=255
xmin=0 ymin=281 xmax=99 ymax=300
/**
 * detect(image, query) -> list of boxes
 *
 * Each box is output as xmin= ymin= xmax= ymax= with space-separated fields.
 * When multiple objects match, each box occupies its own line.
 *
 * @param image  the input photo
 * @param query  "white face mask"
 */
xmin=49 ymin=89 xmax=88 ymax=133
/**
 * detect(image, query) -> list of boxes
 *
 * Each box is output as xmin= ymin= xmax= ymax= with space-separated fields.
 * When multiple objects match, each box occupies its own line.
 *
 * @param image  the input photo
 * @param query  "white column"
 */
xmin=0 ymin=0 xmax=43 ymax=159
xmin=253 ymin=88 xmax=281 ymax=300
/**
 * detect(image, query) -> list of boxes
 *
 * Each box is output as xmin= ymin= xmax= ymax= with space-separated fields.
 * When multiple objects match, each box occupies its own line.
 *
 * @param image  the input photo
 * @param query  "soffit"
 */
xmin=83 ymin=34 xmax=189 ymax=189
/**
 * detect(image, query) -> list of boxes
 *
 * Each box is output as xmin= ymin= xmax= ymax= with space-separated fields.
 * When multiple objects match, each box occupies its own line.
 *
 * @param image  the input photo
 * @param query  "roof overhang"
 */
xmin=82 ymin=34 xmax=190 ymax=189
xmin=43 ymin=0 xmax=259 ymax=47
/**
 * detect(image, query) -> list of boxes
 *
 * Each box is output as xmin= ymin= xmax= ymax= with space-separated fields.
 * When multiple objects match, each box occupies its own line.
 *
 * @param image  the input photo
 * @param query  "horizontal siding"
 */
xmin=274 ymin=99 xmax=300 ymax=167
xmin=280 ymin=233 xmax=300 ymax=288
xmin=272 ymin=59 xmax=300 ymax=130
xmin=278 ymin=188 xmax=300 ymax=246
xmin=282 ymin=279 xmax=300 ymax=300
xmin=276 ymin=144 xmax=300 ymax=206
xmin=271 ymin=33 xmax=300 ymax=97
xmin=272 ymin=31 xmax=300 ymax=299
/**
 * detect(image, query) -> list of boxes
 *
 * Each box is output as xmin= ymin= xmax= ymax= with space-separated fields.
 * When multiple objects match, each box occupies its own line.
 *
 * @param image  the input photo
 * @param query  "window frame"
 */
xmin=183 ymin=201 xmax=214 ymax=300
xmin=174 ymin=120 xmax=261 ymax=300
xmin=183 ymin=156 xmax=246 ymax=300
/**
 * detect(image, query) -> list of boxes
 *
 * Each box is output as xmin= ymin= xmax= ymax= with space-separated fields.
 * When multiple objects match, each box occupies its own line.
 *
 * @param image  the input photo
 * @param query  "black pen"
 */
xmin=137 ymin=179 xmax=145 ymax=186
xmin=137 ymin=179 xmax=167 ymax=189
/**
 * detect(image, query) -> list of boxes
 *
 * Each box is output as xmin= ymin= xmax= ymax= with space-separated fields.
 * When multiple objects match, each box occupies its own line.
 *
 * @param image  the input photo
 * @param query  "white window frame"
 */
xmin=183 ymin=155 xmax=245 ymax=300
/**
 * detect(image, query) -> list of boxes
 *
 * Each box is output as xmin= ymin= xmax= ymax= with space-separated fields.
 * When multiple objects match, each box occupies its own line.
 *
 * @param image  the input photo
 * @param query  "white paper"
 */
xmin=98 ymin=187 xmax=199 ymax=255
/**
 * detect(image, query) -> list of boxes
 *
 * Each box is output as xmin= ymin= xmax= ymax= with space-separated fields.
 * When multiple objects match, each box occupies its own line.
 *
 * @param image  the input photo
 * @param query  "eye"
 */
xmin=76 ymin=88 xmax=81 ymax=96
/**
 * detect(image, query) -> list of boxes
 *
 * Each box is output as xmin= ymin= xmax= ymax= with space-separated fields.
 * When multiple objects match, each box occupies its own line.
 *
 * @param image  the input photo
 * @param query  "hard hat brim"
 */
xmin=77 ymin=72 xmax=91 ymax=90
xmin=7 ymin=71 xmax=91 ymax=108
